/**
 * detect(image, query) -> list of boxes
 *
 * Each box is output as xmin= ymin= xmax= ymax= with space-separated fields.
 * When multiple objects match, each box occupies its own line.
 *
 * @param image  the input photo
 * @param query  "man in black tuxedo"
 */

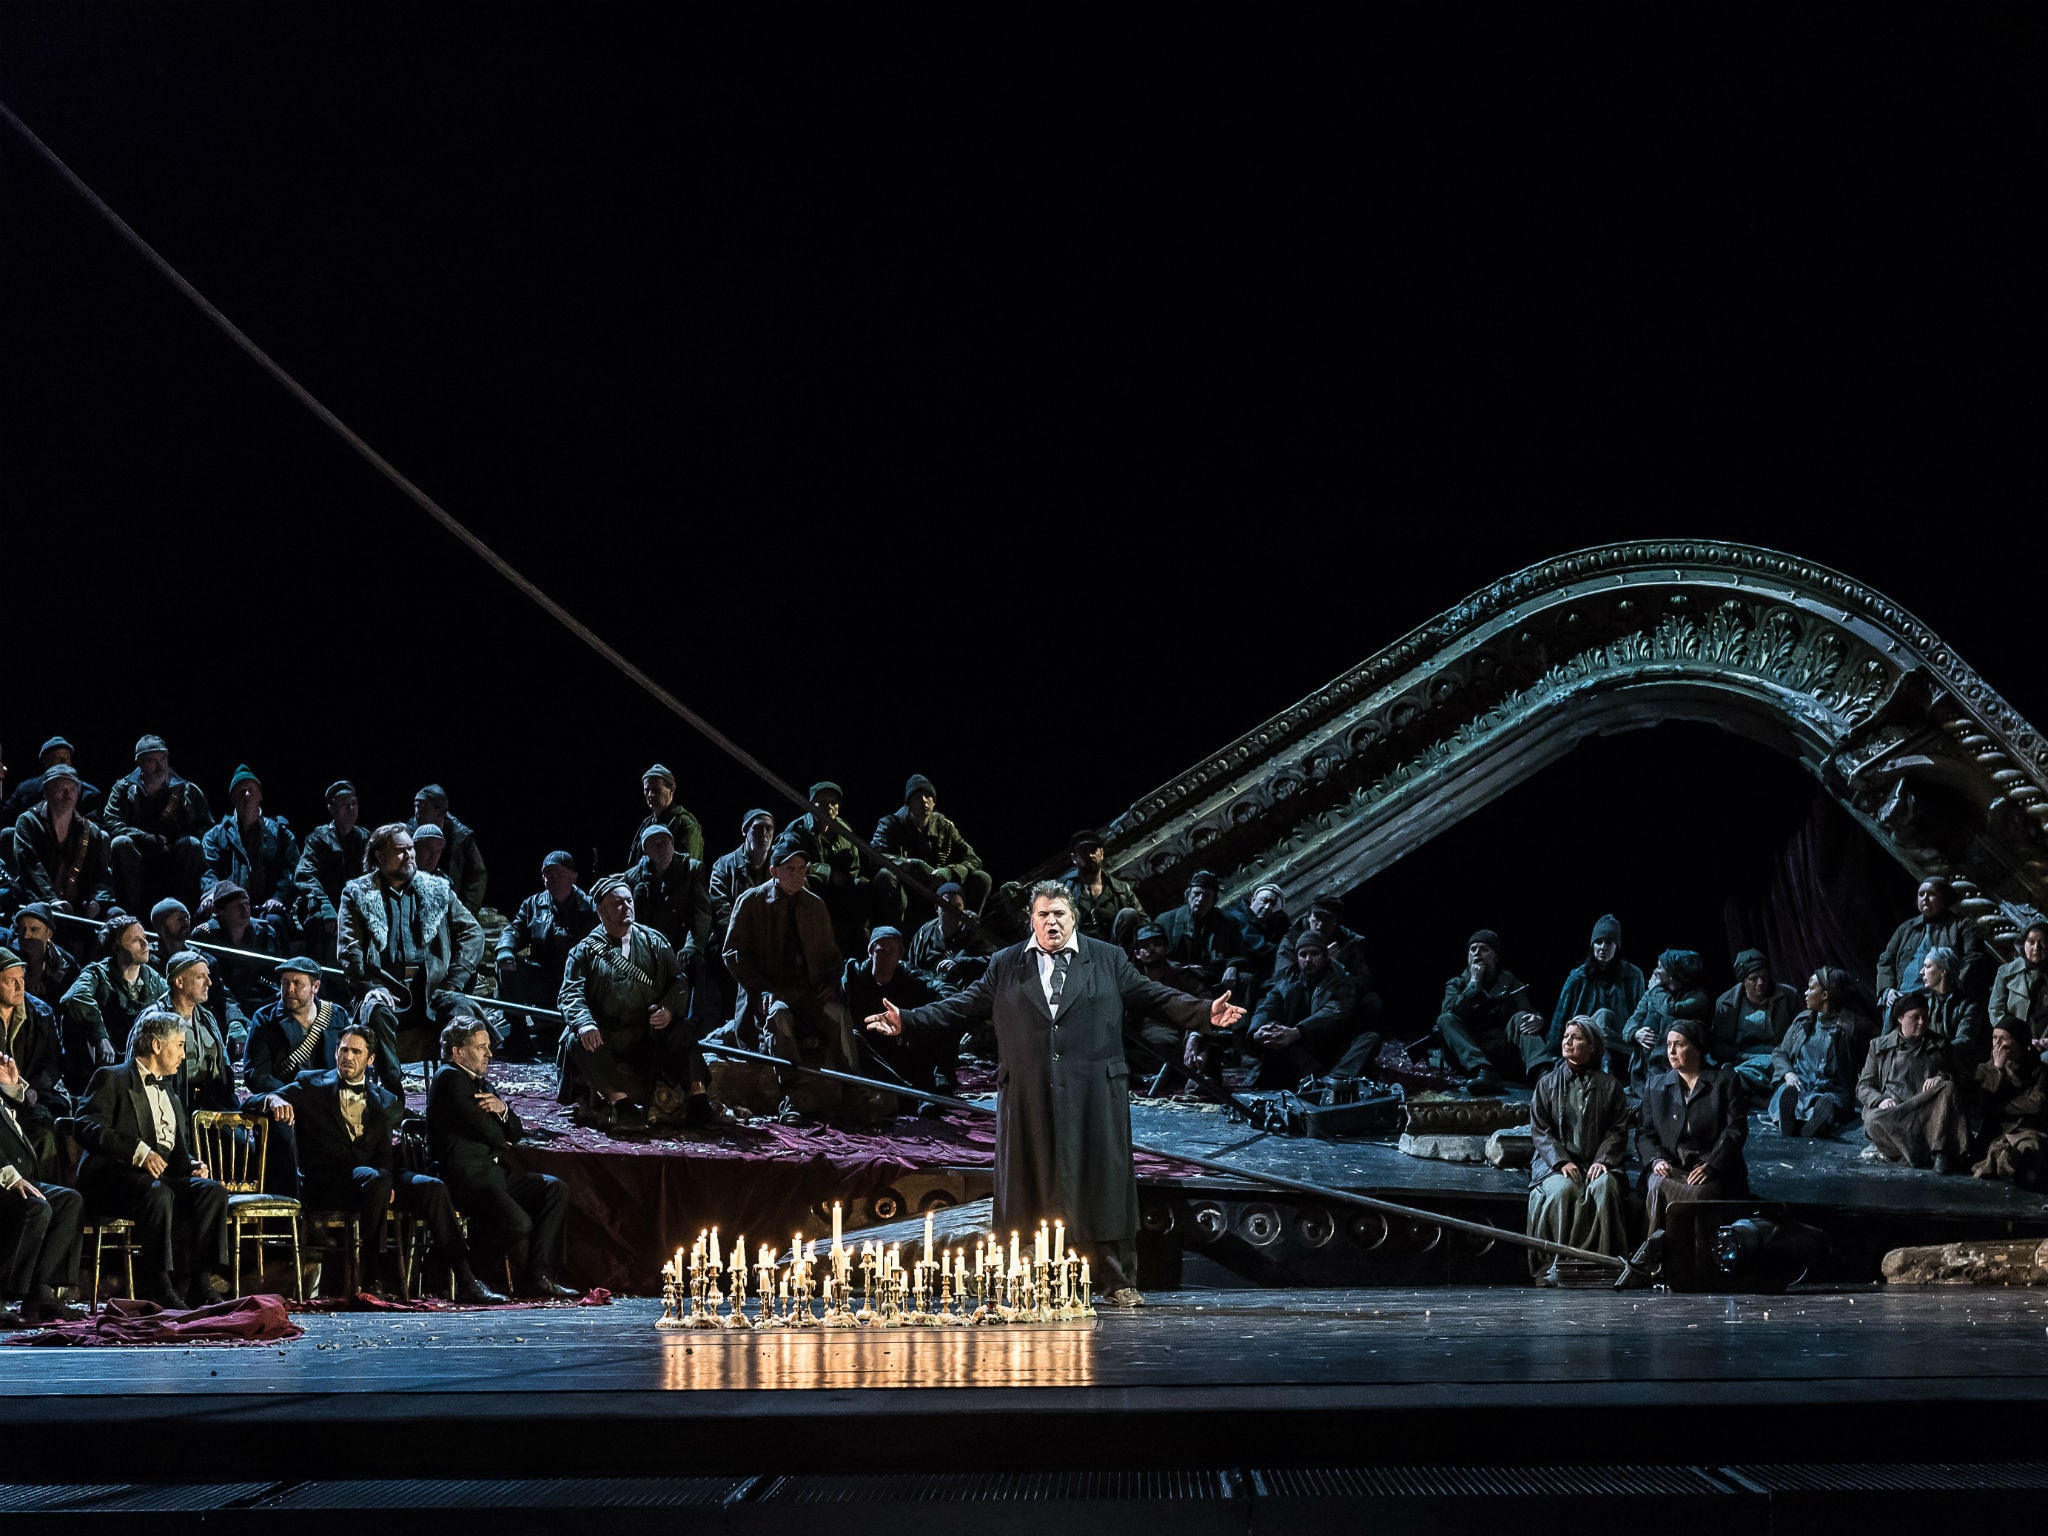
xmin=427 ymin=1020 xmax=573 ymax=1299
xmin=74 ymin=1009 xmax=229 ymax=1309
xmin=0 ymin=1044 xmax=87 ymax=1326
xmin=255 ymin=1021 xmax=505 ymax=1304
xmin=867 ymin=880 xmax=1246 ymax=1306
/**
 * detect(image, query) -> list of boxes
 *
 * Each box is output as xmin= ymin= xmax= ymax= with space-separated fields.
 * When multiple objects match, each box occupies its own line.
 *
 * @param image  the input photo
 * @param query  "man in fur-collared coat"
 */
xmin=337 ymin=822 xmax=485 ymax=1071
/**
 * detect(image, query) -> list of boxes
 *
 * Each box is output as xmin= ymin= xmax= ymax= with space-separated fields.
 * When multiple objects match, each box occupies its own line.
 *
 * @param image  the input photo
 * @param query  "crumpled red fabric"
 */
xmin=5 ymin=1293 xmax=303 ymax=1346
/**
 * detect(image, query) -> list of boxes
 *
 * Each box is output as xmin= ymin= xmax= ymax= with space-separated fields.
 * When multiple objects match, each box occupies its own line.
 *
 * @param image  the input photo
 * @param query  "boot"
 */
xmin=24 ymin=1285 xmax=86 ymax=1324
xmin=451 ymin=1263 xmax=508 ymax=1306
xmin=521 ymin=1273 xmax=579 ymax=1301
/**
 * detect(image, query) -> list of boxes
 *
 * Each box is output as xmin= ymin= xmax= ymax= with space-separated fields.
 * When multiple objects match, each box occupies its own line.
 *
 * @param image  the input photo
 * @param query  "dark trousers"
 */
xmin=1438 ymin=1015 xmax=1550 ymax=1082
xmin=559 ymin=1018 xmax=708 ymax=1104
xmin=1246 ymin=1028 xmax=1385 ymax=1089
xmin=78 ymin=1163 xmax=228 ymax=1289
xmin=0 ymin=1182 xmax=84 ymax=1298
xmin=366 ymin=988 xmax=479 ymax=1084
xmin=303 ymin=1166 xmax=468 ymax=1278
xmin=866 ymin=1018 xmax=960 ymax=1089
xmin=451 ymin=1169 xmax=566 ymax=1281
xmin=111 ymin=833 xmax=204 ymax=916
xmin=1083 ymin=1235 xmax=1139 ymax=1294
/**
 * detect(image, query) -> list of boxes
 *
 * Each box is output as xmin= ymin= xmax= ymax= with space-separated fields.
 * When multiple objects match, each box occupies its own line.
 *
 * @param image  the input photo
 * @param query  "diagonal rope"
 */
xmin=0 ymin=94 xmax=811 ymax=816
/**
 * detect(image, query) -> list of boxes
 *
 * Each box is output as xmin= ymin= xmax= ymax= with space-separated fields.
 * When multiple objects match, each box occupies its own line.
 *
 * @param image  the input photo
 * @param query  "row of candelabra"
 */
xmin=657 ymin=1202 xmax=1095 ymax=1330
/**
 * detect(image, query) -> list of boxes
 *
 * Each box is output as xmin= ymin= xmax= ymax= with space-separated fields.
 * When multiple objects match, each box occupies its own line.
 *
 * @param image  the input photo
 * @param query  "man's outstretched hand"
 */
xmin=865 ymin=998 xmax=904 ymax=1037
xmin=1210 ymin=991 xmax=1246 ymax=1030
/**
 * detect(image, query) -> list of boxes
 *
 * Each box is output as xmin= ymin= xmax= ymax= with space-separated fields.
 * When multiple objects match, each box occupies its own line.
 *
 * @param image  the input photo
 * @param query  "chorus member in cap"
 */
xmin=1062 ymin=830 xmax=1147 ymax=951
xmin=141 ymin=952 xmax=238 ymax=1114
xmin=1875 ymin=875 xmax=1988 ymax=1007
xmin=1971 ymin=1019 xmax=2048 ymax=1187
xmin=1548 ymin=915 xmax=1646 ymax=1076
xmin=1240 ymin=932 xmax=1380 ymax=1088
xmin=0 ymin=949 xmax=69 ymax=1168
xmin=867 ymin=881 xmax=1246 ymax=1306
xmin=76 ymin=1008 xmax=231 ymax=1309
xmin=1858 ymin=991 xmax=1969 ymax=1171
xmin=1766 ymin=967 xmax=1874 ymax=1138
xmin=190 ymin=882 xmax=288 ymax=1052
xmin=0 ymin=736 xmax=101 ymax=824
xmin=1435 ymin=929 xmax=1550 ymax=1094
xmin=1989 ymin=921 xmax=2048 ymax=1051
xmin=0 ymin=1037 xmax=88 ymax=1327
xmin=842 ymin=927 xmax=952 ymax=1110
xmin=428 ymin=1019 xmax=573 ymax=1299
xmin=245 ymin=955 xmax=385 ymax=1095
xmin=1220 ymin=882 xmax=1292 ymax=994
xmin=1156 ymin=871 xmax=1253 ymax=998
xmin=872 ymin=774 xmax=991 ymax=928
xmin=1128 ymin=924 xmax=1213 ymax=1091
xmin=907 ymin=881 xmax=997 ymax=993
xmin=199 ymin=764 xmax=300 ymax=922
xmin=409 ymin=784 xmax=488 ymax=913
xmin=1623 ymin=949 xmax=1712 ymax=1092
xmin=10 ymin=904 xmax=77 ymax=1011
xmin=11 ymin=766 xmax=112 ymax=920
xmin=409 ymin=824 xmax=452 ymax=886
xmin=149 ymin=899 xmax=194 ymax=978
xmin=496 ymin=851 xmax=599 ymax=1058
xmin=784 ymin=781 xmax=880 ymax=958
xmin=1526 ymin=1017 xmax=1633 ymax=1280
xmin=59 ymin=914 xmax=166 ymax=1094
xmin=627 ymin=763 xmax=705 ymax=867
xmin=1636 ymin=1016 xmax=1748 ymax=1235
xmin=1709 ymin=949 xmax=1800 ymax=1105
xmin=336 ymin=823 xmax=486 ymax=1072
xmin=626 ymin=828 xmax=714 ymax=989
xmin=709 ymin=809 xmax=777 ymax=939
xmin=291 ymin=781 xmax=365 ymax=960
xmin=103 ymin=735 xmax=212 ymax=916
xmin=256 ymin=1021 xmax=504 ymax=1303
xmin=557 ymin=874 xmax=711 ymax=1131
xmin=719 ymin=835 xmax=863 ymax=1096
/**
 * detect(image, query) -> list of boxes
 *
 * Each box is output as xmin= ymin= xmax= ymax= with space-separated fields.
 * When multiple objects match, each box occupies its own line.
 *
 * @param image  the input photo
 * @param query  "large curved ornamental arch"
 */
xmin=1100 ymin=541 xmax=2048 ymax=948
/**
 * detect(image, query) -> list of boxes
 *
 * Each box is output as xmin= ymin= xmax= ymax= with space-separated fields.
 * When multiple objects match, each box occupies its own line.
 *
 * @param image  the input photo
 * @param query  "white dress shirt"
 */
xmin=1028 ymin=935 xmax=1082 ymax=1015
xmin=130 ymin=1073 xmax=177 ymax=1168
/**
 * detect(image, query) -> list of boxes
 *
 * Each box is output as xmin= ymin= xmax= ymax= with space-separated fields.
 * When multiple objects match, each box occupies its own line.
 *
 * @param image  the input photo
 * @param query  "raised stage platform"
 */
xmin=473 ymin=1064 xmax=2048 ymax=1293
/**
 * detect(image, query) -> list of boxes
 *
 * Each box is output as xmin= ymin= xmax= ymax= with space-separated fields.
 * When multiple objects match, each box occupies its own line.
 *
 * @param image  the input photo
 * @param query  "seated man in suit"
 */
xmin=428 ymin=1020 xmax=572 ymax=1299
xmin=255 ymin=1021 xmax=504 ymax=1304
xmin=0 ymin=1044 xmax=88 ymax=1326
xmin=74 ymin=1009 xmax=230 ymax=1309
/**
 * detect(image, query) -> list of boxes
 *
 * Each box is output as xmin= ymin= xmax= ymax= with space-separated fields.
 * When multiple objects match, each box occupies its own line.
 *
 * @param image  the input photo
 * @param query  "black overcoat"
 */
xmin=900 ymin=936 xmax=1206 ymax=1244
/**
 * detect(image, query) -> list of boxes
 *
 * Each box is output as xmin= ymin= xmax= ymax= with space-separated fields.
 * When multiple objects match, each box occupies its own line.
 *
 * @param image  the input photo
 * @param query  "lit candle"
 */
xmin=924 ymin=1210 xmax=935 ymax=1263
xmin=710 ymin=1227 xmax=720 ymax=1268
xmin=1010 ymin=1230 xmax=1020 ymax=1270
xmin=1080 ymin=1259 xmax=1090 ymax=1288
xmin=832 ymin=1200 xmax=843 ymax=1251
xmin=1053 ymin=1222 xmax=1063 ymax=1261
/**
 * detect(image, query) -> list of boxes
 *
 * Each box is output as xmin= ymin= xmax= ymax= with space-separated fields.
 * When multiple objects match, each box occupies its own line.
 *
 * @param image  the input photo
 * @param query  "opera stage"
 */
xmin=8 ymin=1287 xmax=2048 ymax=1528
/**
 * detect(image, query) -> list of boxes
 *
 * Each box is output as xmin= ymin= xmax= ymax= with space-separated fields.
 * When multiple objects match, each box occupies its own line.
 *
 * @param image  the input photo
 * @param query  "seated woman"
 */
xmin=1917 ymin=946 xmax=1986 ymax=1067
xmin=1767 ymin=967 xmax=1871 ymax=1137
xmin=1709 ymin=949 xmax=1800 ymax=1107
xmin=1858 ymin=992 xmax=1968 ymax=1170
xmin=1972 ymin=1019 xmax=2048 ymax=1187
xmin=1623 ymin=950 xmax=1711 ymax=1093
xmin=1526 ymin=1018 xmax=1633 ymax=1279
xmin=1636 ymin=1017 xmax=1749 ymax=1236
xmin=1988 ymin=922 xmax=2048 ymax=1050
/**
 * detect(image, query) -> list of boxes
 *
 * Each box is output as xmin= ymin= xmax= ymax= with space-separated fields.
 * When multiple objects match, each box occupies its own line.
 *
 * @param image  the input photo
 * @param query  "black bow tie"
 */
xmin=143 ymin=1073 xmax=168 ymax=1088
xmin=339 ymin=1082 xmax=367 ymax=1098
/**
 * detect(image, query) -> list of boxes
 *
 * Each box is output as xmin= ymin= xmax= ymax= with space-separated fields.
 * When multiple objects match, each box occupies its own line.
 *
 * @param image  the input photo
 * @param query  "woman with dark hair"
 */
xmin=1526 ymin=1017 xmax=1633 ymax=1278
xmin=1988 ymin=922 xmax=2048 ymax=1049
xmin=1624 ymin=949 xmax=1711 ymax=1092
xmin=1972 ymin=1019 xmax=2048 ymax=1187
xmin=1637 ymin=1017 xmax=1748 ymax=1233
xmin=1858 ymin=991 xmax=1968 ymax=1171
xmin=1709 ymin=949 xmax=1800 ymax=1105
xmin=1768 ymin=967 xmax=1873 ymax=1137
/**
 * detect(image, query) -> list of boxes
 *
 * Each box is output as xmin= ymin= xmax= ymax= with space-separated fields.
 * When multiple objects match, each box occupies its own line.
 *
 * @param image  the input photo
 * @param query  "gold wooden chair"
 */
xmin=190 ymin=1110 xmax=304 ymax=1300
xmin=58 ymin=1120 xmax=141 ymax=1313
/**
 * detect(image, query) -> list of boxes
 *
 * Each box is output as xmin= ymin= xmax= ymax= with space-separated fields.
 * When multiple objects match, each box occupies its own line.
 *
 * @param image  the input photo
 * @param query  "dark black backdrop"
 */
xmin=1 ymin=8 xmax=2037 ymax=1008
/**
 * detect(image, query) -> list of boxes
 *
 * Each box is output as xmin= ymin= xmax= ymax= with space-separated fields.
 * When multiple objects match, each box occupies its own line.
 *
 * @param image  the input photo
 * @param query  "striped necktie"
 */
xmin=1049 ymin=951 xmax=1072 ymax=1013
